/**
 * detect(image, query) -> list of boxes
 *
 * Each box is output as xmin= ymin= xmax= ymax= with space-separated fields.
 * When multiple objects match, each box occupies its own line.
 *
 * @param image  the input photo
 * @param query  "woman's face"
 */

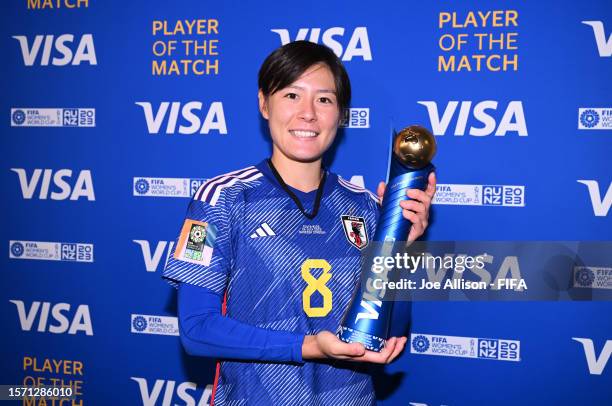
xmin=259 ymin=63 xmax=341 ymax=164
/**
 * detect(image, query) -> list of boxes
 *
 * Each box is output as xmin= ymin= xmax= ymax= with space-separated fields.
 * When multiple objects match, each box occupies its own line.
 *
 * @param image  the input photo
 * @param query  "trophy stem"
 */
xmin=337 ymin=162 xmax=435 ymax=352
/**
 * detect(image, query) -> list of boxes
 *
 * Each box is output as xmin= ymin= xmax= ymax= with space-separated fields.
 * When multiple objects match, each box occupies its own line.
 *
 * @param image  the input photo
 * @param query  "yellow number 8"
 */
xmin=301 ymin=259 xmax=332 ymax=317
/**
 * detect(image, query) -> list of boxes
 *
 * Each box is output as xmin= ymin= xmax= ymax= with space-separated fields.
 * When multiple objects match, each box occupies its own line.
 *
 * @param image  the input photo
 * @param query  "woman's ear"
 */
xmin=258 ymin=90 xmax=269 ymax=120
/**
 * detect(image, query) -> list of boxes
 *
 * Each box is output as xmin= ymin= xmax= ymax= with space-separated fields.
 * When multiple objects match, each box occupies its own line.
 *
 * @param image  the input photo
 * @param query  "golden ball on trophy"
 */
xmin=393 ymin=125 xmax=437 ymax=169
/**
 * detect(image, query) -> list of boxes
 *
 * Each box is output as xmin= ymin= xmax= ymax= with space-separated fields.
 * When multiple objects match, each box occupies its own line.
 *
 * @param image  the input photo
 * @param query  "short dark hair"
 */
xmin=258 ymin=41 xmax=351 ymax=113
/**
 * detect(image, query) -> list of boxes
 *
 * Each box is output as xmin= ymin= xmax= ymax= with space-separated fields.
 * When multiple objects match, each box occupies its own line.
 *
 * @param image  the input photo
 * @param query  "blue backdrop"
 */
xmin=2 ymin=0 xmax=611 ymax=405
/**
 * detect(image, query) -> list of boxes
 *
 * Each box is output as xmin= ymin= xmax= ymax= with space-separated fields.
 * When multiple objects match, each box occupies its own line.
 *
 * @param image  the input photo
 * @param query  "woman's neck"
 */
xmin=270 ymin=153 xmax=323 ymax=193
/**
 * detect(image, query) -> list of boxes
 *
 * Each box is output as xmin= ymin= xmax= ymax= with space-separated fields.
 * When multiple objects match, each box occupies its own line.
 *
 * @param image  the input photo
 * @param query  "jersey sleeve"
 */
xmin=178 ymin=283 xmax=305 ymax=363
xmin=162 ymin=192 xmax=234 ymax=295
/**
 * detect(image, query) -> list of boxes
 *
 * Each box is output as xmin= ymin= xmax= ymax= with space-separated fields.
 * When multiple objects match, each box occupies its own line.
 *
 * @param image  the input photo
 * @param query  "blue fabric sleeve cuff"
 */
xmin=291 ymin=333 xmax=305 ymax=364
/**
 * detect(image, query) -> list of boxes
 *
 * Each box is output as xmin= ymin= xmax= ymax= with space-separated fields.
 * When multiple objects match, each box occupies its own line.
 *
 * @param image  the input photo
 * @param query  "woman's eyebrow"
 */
xmin=286 ymin=85 xmax=336 ymax=93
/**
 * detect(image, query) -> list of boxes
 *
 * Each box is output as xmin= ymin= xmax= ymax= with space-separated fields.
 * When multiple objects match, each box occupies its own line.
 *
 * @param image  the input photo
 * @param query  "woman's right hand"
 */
xmin=302 ymin=331 xmax=407 ymax=364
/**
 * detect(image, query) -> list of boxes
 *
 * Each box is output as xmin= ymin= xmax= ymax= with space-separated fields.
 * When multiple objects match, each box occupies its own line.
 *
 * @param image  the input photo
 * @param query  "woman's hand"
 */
xmin=377 ymin=172 xmax=437 ymax=242
xmin=302 ymin=331 xmax=407 ymax=364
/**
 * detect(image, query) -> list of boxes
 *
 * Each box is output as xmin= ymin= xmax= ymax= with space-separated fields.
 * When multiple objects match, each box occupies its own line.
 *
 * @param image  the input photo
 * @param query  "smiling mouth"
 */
xmin=290 ymin=130 xmax=319 ymax=138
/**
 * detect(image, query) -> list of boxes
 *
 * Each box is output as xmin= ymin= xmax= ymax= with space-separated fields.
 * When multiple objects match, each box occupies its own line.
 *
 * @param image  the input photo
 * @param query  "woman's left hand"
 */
xmin=376 ymin=172 xmax=437 ymax=242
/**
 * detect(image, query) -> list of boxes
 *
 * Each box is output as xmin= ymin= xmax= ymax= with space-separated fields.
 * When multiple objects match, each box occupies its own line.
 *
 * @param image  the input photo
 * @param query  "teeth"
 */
xmin=291 ymin=130 xmax=318 ymax=138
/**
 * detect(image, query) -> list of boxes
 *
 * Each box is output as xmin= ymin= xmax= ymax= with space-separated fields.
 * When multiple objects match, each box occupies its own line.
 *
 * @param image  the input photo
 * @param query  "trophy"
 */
xmin=337 ymin=125 xmax=437 ymax=352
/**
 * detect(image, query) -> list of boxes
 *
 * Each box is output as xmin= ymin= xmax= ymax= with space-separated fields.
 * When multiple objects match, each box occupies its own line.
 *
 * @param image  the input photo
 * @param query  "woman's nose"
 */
xmin=298 ymin=99 xmax=316 ymax=122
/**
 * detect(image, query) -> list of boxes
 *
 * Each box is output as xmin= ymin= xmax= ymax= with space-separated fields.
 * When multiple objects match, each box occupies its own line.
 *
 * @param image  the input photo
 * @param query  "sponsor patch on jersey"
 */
xmin=341 ymin=215 xmax=368 ymax=250
xmin=174 ymin=219 xmax=217 ymax=265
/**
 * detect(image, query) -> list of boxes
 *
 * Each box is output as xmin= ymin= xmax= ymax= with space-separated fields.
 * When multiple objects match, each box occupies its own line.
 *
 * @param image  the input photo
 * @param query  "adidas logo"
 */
xmin=250 ymin=223 xmax=276 ymax=238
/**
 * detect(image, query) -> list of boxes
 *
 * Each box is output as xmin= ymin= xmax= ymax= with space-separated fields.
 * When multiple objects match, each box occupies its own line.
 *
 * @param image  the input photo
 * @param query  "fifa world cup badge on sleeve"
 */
xmin=174 ymin=219 xmax=217 ymax=266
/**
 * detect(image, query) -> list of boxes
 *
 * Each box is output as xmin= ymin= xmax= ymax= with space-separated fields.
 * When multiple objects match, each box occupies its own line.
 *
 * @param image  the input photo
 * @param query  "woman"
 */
xmin=163 ymin=40 xmax=436 ymax=405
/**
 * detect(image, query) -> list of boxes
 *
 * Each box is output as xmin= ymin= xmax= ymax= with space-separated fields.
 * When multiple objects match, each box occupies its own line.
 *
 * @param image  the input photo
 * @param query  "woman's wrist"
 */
xmin=302 ymin=334 xmax=324 ymax=360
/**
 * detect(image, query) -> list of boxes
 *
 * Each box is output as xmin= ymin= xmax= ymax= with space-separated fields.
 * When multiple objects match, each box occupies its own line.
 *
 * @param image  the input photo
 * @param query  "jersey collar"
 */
xmin=255 ymin=159 xmax=338 ymax=202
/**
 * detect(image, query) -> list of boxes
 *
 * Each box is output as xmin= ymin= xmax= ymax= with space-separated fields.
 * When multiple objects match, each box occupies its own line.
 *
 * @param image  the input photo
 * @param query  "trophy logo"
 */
xmin=337 ymin=125 xmax=437 ymax=352
xmin=341 ymin=215 xmax=368 ymax=250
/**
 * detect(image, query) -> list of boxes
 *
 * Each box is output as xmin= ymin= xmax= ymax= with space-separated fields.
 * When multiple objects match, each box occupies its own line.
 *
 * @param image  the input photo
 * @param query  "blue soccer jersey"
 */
xmin=163 ymin=159 xmax=380 ymax=405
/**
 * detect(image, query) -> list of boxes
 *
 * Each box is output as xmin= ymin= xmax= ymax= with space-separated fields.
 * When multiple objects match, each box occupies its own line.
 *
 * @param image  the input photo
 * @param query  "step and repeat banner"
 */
xmin=2 ymin=0 xmax=611 ymax=405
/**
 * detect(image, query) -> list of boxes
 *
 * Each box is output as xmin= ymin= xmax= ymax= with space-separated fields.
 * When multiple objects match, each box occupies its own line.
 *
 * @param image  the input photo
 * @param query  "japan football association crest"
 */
xmin=341 ymin=215 xmax=368 ymax=250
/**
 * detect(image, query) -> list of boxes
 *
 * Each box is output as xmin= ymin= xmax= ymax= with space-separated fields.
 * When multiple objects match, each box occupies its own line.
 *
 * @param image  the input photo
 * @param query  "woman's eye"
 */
xmin=285 ymin=93 xmax=298 ymax=100
xmin=319 ymin=97 xmax=334 ymax=104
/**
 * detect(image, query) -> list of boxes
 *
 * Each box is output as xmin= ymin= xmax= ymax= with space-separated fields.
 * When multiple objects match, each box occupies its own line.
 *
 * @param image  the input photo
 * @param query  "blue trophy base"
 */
xmin=337 ymin=325 xmax=386 ymax=352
